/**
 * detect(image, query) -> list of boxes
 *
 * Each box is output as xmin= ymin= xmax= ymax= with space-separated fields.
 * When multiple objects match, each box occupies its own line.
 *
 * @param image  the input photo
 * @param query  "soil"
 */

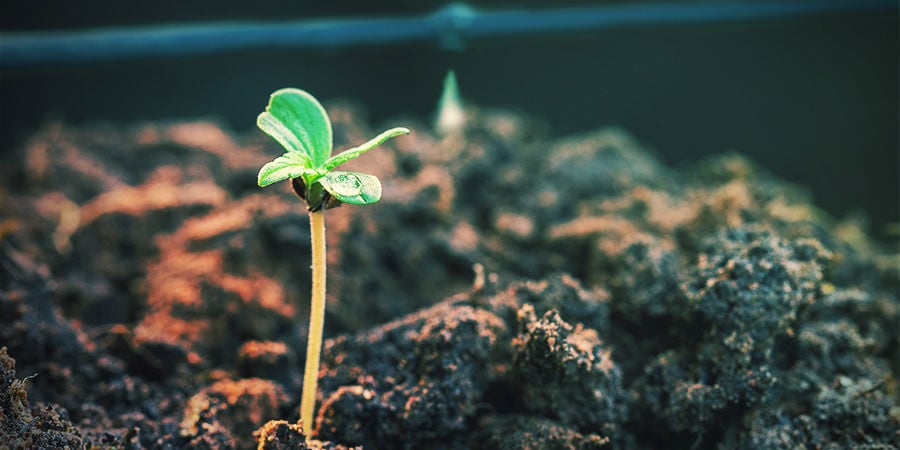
xmin=1 ymin=103 xmax=898 ymax=449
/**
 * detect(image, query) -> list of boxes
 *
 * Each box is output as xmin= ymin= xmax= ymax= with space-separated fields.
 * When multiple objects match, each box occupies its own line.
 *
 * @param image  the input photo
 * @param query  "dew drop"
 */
xmin=331 ymin=173 xmax=362 ymax=197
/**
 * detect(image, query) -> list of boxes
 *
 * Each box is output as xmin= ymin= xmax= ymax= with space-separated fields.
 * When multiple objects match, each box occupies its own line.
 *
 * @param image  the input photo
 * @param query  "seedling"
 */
xmin=256 ymin=88 xmax=409 ymax=439
xmin=435 ymin=70 xmax=465 ymax=135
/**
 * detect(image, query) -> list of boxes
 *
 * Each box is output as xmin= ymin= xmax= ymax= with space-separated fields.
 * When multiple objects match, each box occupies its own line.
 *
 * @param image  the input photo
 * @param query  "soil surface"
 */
xmin=1 ymin=103 xmax=898 ymax=449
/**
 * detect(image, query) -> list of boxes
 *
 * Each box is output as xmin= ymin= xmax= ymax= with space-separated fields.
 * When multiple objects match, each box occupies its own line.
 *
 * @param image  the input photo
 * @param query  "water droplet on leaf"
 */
xmin=331 ymin=173 xmax=363 ymax=197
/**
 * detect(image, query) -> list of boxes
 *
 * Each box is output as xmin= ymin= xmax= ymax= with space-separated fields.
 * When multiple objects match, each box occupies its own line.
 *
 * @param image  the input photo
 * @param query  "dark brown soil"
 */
xmin=1 ymin=103 xmax=897 ymax=449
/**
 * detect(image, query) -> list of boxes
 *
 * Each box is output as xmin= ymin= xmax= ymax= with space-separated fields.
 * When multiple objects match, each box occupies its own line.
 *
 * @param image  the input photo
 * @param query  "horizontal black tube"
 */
xmin=0 ymin=0 xmax=895 ymax=68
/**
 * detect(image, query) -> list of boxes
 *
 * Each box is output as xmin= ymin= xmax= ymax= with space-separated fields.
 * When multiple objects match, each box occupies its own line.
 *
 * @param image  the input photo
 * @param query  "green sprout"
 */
xmin=435 ymin=70 xmax=465 ymax=136
xmin=256 ymin=88 xmax=409 ymax=439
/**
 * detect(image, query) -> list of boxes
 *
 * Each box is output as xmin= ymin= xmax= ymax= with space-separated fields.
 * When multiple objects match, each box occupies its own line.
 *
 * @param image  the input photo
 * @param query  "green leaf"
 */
xmin=257 ymin=152 xmax=319 ymax=187
xmin=318 ymin=171 xmax=382 ymax=205
xmin=257 ymin=88 xmax=332 ymax=166
xmin=323 ymin=127 xmax=410 ymax=171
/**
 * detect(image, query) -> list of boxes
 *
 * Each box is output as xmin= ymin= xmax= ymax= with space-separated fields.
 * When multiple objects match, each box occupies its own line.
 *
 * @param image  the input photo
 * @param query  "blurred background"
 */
xmin=2 ymin=1 xmax=897 ymax=241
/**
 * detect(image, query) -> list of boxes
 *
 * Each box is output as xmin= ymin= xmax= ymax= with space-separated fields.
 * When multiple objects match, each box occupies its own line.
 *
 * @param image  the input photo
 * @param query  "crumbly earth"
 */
xmin=0 ymin=103 xmax=897 ymax=449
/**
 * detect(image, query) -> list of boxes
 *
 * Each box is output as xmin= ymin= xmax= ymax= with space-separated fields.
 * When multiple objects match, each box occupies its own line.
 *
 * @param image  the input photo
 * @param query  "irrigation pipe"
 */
xmin=0 ymin=0 xmax=895 ymax=68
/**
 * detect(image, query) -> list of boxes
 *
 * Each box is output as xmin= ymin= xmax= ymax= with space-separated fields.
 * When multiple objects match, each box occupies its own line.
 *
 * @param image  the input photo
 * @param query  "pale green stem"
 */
xmin=301 ymin=210 xmax=326 ymax=440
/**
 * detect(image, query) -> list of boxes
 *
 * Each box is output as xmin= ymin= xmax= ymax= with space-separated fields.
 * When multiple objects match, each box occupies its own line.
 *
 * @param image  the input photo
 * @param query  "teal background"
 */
xmin=2 ymin=4 xmax=897 ymax=241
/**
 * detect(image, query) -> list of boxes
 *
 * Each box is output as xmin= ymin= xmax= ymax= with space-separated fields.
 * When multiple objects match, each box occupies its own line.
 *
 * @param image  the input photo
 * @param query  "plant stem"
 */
xmin=301 ymin=210 xmax=326 ymax=440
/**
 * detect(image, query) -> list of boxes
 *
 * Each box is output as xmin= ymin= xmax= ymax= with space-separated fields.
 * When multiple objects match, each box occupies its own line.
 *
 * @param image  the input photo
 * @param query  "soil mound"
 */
xmin=1 ymin=105 xmax=897 ymax=448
